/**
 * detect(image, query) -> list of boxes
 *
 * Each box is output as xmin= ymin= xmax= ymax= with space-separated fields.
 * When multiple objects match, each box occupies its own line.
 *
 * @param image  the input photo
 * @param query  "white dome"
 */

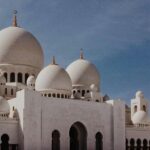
xmin=27 ymin=75 xmax=35 ymax=86
xmin=0 ymin=26 xmax=44 ymax=69
xmin=0 ymin=96 xmax=10 ymax=114
xmin=66 ymin=59 xmax=100 ymax=87
xmin=132 ymin=110 xmax=147 ymax=124
xmin=35 ymin=64 xmax=72 ymax=92
xmin=136 ymin=91 xmax=144 ymax=99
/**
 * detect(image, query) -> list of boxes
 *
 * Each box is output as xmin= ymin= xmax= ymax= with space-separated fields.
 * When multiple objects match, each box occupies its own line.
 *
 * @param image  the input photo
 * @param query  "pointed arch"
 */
xmin=136 ymin=139 xmax=141 ymax=150
xmin=69 ymin=121 xmax=87 ymax=150
xmin=10 ymin=72 xmax=15 ymax=82
xmin=1 ymin=134 xmax=9 ymax=150
xmin=134 ymin=105 xmax=137 ymax=113
xmin=82 ymin=90 xmax=85 ymax=97
xmin=130 ymin=138 xmax=135 ymax=150
xmin=143 ymin=139 xmax=148 ymax=150
xmin=52 ymin=130 xmax=60 ymax=150
xmin=17 ymin=72 xmax=22 ymax=83
xmin=95 ymin=132 xmax=103 ymax=150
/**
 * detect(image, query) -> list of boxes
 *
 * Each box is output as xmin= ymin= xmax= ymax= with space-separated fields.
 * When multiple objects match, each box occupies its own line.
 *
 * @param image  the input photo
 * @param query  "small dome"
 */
xmin=132 ymin=110 xmax=147 ymax=124
xmin=0 ymin=96 xmax=10 ymax=114
xmin=136 ymin=91 xmax=144 ymax=99
xmin=0 ymin=26 xmax=44 ymax=69
xmin=66 ymin=59 xmax=100 ymax=88
xmin=35 ymin=64 xmax=72 ymax=92
xmin=27 ymin=75 xmax=35 ymax=86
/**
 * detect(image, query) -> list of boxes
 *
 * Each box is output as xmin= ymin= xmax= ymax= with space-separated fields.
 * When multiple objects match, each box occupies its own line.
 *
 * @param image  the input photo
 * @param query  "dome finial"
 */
xmin=80 ymin=48 xmax=84 ymax=59
xmin=51 ymin=56 xmax=56 ymax=65
xmin=12 ymin=10 xmax=18 ymax=27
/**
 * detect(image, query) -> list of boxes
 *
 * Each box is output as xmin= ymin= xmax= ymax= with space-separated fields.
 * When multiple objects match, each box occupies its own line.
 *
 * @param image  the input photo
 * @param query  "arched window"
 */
xmin=5 ymin=88 xmax=7 ymax=95
xmin=143 ymin=139 xmax=148 ymax=150
xmin=95 ymin=132 xmax=103 ymax=150
xmin=48 ymin=93 xmax=51 ymax=97
xmin=136 ymin=139 xmax=141 ymax=150
xmin=52 ymin=130 xmax=60 ymax=150
xmin=1 ymin=134 xmax=9 ymax=150
xmin=65 ymin=95 xmax=67 ymax=98
xmin=4 ymin=73 xmax=7 ymax=82
xmin=134 ymin=105 xmax=137 ymax=113
xmin=61 ymin=94 xmax=64 ymax=98
xmin=130 ymin=138 xmax=135 ymax=150
xmin=52 ymin=93 xmax=56 ymax=98
xmin=143 ymin=105 xmax=146 ymax=112
xmin=10 ymin=72 xmax=15 ymax=82
xmin=11 ymin=89 xmax=13 ymax=95
xmin=25 ymin=73 xmax=29 ymax=84
xmin=17 ymin=73 xmax=22 ymax=83
xmin=57 ymin=94 xmax=60 ymax=98
xmin=82 ymin=90 xmax=85 ymax=97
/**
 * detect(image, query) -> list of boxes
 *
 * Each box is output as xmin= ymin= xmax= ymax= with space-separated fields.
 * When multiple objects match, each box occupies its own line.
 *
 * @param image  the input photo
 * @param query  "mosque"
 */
xmin=0 ymin=12 xmax=149 ymax=150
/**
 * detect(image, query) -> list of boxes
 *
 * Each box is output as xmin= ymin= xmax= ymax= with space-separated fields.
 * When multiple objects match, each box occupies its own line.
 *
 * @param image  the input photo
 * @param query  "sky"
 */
xmin=0 ymin=0 xmax=150 ymax=103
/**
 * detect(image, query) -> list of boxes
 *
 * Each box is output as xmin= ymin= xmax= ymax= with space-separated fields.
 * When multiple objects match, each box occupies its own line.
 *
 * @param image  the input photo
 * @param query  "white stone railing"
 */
xmin=126 ymin=124 xmax=150 ymax=128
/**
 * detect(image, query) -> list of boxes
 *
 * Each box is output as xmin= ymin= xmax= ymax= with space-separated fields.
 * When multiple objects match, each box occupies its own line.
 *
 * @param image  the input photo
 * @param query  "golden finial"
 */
xmin=51 ymin=56 xmax=56 ymax=65
xmin=80 ymin=48 xmax=84 ymax=59
xmin=12 ymin=10 xmax=18 ymax=27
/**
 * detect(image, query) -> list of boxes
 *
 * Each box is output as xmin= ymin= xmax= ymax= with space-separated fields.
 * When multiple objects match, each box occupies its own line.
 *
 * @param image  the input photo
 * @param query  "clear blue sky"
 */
xmin=0 ymin=0 xmax=150 ymax=103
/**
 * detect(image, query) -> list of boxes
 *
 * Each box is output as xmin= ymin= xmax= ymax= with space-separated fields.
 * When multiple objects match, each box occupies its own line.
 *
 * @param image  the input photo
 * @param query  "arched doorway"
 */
xmin=69 ymin=122 xmax=87 ymax=150
xmin=1 ymin=134 xmax=9 ymax=150
xmin=52 ymin=130 xmax=60 ymax=150
xmin=95 ymin=132 xmax=103 ymax=150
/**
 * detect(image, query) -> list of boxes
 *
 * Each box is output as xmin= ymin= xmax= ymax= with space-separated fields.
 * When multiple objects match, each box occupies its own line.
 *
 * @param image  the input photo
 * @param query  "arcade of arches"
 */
xmin=52 ymin=122 xmax=103 ymax=150
xmin=4 ymin=72 xmax=30 ymax=83
xmin=2 ymin=122 xmax=103 ymax=150
xmin=126 ymin=138 xmax=150 ymax=150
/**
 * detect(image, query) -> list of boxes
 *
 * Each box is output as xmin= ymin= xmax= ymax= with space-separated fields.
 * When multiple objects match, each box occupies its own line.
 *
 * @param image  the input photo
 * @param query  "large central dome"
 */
xmin=0 ymin=26 xmax=44 ymax=69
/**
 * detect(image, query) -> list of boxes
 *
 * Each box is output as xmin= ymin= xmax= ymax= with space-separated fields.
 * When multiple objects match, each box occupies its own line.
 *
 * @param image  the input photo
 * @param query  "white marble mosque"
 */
xmin=0 ymin=12 xmax=149 ymax=150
